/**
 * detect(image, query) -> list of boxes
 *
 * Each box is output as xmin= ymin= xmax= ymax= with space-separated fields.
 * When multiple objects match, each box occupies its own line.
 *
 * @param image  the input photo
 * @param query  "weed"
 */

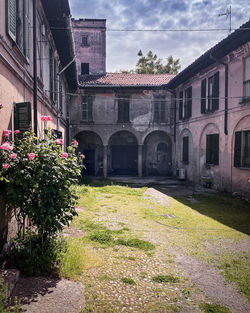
xmin=140 ymin=271 xmax=147 ymax=279
xmin=0 ymin=275 xmax=21 ymax=313
xmin=121 ymin=277 xmax=136 ymax=285
xmin=116 ymin=238 xmax=155 ymax=251
xmin=145 ymin=302 xmax=179 ymax=313
xmin=152 ymin=275 xmax=179 ymax=283
xmin=98 ymin=275 xmax=114 ymax=281
xmin=199 ymin=302 xmax=232 ymax=313
xmin=89 ymin=230 xmax=113 ymax=244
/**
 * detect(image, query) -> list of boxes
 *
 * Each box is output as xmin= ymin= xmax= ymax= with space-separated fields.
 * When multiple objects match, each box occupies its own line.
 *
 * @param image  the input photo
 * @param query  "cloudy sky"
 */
xmin=69 ymin=0 xmax=250 ymax=73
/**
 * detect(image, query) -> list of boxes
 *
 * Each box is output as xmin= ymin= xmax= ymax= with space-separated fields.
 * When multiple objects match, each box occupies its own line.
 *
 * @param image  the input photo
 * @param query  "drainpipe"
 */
xmin=33 ymin=0 xmax=38 ymax=136
xmin=209 ymin=54 xmax=228 ymax=135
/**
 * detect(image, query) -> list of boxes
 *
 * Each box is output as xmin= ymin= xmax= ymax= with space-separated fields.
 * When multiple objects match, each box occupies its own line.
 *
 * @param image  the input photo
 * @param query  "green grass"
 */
xmin=199 ymin=303 xmax=232 ymax=313
xmin=115 ymin=238 xmax=155 ymax=251
xmin=121 ymin=277 xmax=136 ymax=285
xmin=152 ymin=275 xmax=179 ymax=283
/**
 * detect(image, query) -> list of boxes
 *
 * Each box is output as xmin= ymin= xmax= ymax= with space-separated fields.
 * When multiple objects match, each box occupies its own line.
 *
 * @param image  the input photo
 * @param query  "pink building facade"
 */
xmin=168 ymin=20 xmax=250 ymax=198
xmin=0 ymin=0 xmax=77 ymax=144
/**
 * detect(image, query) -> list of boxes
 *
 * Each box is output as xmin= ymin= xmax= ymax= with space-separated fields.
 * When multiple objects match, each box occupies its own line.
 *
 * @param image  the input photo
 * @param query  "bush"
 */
xmin=6 ymin=231 xmax=67 ymax=276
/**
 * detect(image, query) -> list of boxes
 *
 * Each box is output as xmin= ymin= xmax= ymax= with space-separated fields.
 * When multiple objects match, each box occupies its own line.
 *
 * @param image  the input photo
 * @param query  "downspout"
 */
xmin=209 ymin=54 xmax=228 ymax=135
xmin=33 ymin=0 xmax=38 ymax=136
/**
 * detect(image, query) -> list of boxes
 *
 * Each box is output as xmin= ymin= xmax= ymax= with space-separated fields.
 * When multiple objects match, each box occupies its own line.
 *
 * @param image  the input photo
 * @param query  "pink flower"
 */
xmin=29 ymin=153 xmax=36 ymax=160
xmin=14 ymin=130 xmax=20 ymax=135
xmin=11 ymin=153 xmax=17 ymax=159
xmin=41 ymin=115 xmax=52 ymax=121
xmin=0 ymin=142 xmax=13 ymax=151
xmin=81 ymin=154 xmax=85 ymax=159
xmin=3 ymin=163 xmax=9 ymax=169
xmin=3 ymin=130 xmax=12 ymax=137
xmin=55 ymin=139 xmax=64 ymax=145
xmin=73 ymin=139 xmax=78 ymax=146
xmin=61 ymin=152 xmax=68 ymax=159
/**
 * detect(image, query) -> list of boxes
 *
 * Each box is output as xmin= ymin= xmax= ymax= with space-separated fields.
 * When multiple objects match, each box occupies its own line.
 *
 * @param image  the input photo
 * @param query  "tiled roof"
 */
xmin=79 ymin=73 xmax=175 ymax=87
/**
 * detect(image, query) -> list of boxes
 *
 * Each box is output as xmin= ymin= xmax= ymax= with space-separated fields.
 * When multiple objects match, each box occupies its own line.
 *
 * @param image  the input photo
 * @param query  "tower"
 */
xmin=71 ymin=18 xmax=106 ymax=75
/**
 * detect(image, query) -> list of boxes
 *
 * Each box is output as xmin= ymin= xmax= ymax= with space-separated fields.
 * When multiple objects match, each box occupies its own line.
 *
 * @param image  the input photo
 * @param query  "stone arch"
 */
xmin=108 ymin=131 xmax=138 ymax=175
xmin=143 ymin=131 xmax=172 ymax=176
xmin=75 ymin=131 xmax=103 ymax=176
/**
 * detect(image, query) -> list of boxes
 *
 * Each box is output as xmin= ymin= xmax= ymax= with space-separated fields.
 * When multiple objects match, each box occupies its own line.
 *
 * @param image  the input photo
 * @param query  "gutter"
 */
xmin=209 ymin=54 xmax=228 ymax=135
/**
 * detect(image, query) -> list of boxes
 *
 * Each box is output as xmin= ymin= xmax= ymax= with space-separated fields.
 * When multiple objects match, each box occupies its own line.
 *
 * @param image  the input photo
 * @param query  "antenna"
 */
xmin=218 ymin=5 xmax=232 ymax=33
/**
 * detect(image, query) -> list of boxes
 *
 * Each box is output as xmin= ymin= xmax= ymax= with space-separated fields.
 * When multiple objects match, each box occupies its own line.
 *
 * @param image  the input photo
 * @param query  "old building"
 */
xmin=167 ymin=20 xmax=250 ymax=197
xmin=70 ymin=73 xmax=175 ymax=177
xmin=0 ymin=0 xmax=77 ymax=143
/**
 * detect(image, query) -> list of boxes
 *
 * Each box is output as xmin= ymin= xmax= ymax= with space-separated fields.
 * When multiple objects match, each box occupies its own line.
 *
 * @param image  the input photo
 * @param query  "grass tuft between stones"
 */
xmin=152 ymin=275 xmax=179 ymax=283
xmin=199 ymin=302 xmax=232 ymax=313
xmin=121 ymin=277 xmax=136 ymax=285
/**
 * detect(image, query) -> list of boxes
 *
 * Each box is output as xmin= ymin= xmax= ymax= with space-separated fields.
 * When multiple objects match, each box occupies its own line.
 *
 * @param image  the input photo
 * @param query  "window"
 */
xmin=153 ymin=95 xmax=166 ymax=123
xmin=244 ymin=56 xmax=250 ymax=101
xmin=182 ymin=136 xmax=189 ymax=163
xmin=201 ymin=72 xmax=219 ymax=113
xmin=82 ymin=36 xmax=88 ymax=46
xmin=234 ymin=130 xmax=250 ymax=168
xmin=6 ymin=0 xmax=30 ymax=59
xmin=14 ymin=102 xmax=31 ymax=133
xmin=206 ymin=134 xmax=219 ymax=165
xmin=117 ymin=95 xmax=130 ymax=123
xmin=179 ymin=87 xmax=192 ymax=120
xmin=81 ymin=95 xmax=93 ymax=122
xmin=81 ymin=63 xmax=89 ymax=75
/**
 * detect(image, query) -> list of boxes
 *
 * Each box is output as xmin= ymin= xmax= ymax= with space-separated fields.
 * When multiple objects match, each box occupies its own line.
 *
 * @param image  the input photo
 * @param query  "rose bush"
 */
xmin=0 ymin=129 xmax=83 ymax=240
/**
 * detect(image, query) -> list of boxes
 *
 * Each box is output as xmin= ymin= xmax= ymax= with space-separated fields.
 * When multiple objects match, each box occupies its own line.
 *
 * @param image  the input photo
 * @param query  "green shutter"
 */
xmin=213 ymin=134 xmax=219 ymax=165
xmin=182 ymin=136 xmax=189 ymax=162
xmin=187 ymin=87 xmax=192 ymax=118
xmin=179 ymin=91 xmax=183 ymax=120
xmin=201 ymin=78 xmax=206 ymax=113
xmin=212 ymin=71 xmax=219 ymax=111
xmin=6 ymin=0 xmax=16 ymax=41
xmin=23 ymin=0 xmax=30 ymax=59
xmin=206 ymin=135 xmax=211 ymax=164
xmin=234 ymin=131 xmax=242 ymax=167
xmin=14 ymin=102 xmax=31 ymax=133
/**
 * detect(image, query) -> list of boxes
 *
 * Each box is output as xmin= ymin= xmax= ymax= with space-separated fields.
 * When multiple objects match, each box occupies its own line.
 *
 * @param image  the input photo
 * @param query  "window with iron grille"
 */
xmin=234 ymin=130 xmax=250 ymax=168
xmin=244 ymin=56 xmax=250 ymax=101
xmin=82 ymin=95 xmax=93 ymax=122
xmin=182 ymin=136 xmax=189 ymax=163
xmin=117 ymin=95 xmax=130 ymax=123
xmin=206 ymin=134 xmax=219 ymax=165
xmin=82 ymin=36 xmax=88 ymax=46
xmin=153 ymin=95 xmax=166 ymax=123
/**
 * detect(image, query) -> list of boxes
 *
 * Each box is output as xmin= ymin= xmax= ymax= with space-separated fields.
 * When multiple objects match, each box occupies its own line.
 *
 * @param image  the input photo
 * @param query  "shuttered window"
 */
xmin=182 ymin=136 xmax=189 ymax=163
xmin=81 ymin=63 xmax=89 ymax=75
xmin=234 ymin=130 xmax=250 ymax=168
xmin=23 ymin=0 xmax=30 ymax=59
xmin=118 ymin=95 xmax=130 ymax=123
xmin=185 ymin=86 xmax=192 ymax=118
xmin=201 ymin=78 xmax=206 ymax=113
xmin=179 ymin=91 xmax=183 ymax=120
xmin=14 ymin=102 xmax=31 ymax=133
xmin=212 ymin=71 xmax=219 ymax=110
xmin=206 ymin=134 xmax=219 ymax=165
xmin=153 ymin=95 xmax=166 ymax=123
xmin=82 ymin=95 xmax=93 ymax=122
xmin=6 ymin=0 xmax=17 ymax=41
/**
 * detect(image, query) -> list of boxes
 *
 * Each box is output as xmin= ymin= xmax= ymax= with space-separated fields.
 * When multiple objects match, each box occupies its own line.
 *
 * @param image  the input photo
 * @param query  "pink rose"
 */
xmin=61 ymin=152 xmax=68 ymax=159
xmin=14 ymin=130 xmax=20 ymax=135
xmin=0 ymin=142 xmax=13 ymax=151
xmin=29 ymin=153 xmax=36 ymax=160
xmin=3 ymin=130 xmax=12 ymax=137
xmin=41 ymin=115 xmax=52 ymax=121
xmin=73 ymin=139 xmax=78 ymax=146
xmin=55 ymin=139 xmax=64 ymax=145
xmin=3 ymin=163 xmax=9 ymax=169
xmin=11 ymin=153 xmax=17 ymax=159
xmin=81 ymin=154 xmax=85 ymax=159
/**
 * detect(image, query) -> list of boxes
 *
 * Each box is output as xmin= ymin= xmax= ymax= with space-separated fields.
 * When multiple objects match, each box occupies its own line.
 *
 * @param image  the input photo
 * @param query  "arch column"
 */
xmin=103 ymin=145 xmax=108 ymax=178
xmin=138 ymin=145 xmax=143 ymax=177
